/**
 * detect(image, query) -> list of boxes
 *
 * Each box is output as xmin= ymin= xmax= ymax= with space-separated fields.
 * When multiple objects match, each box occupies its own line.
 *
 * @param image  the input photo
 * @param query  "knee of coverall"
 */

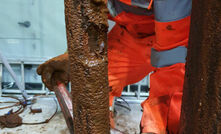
xmin=140 ymin=63 xmax=185 ymax=133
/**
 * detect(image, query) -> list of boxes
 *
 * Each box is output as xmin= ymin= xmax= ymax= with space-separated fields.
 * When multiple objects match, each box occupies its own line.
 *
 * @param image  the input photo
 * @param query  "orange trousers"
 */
xmin=140 ymin=64 xmax=185 ymax=134
xmin=108 ymin=7 xmax=190 ymax=132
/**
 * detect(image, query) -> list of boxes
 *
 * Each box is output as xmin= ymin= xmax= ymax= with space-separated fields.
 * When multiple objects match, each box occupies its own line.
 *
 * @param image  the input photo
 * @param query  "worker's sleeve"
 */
xmin=140 ymin=0 xmax=192 ymax=133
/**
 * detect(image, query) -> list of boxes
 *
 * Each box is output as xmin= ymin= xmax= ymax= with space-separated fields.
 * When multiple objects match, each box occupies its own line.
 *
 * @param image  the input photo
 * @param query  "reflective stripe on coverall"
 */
xmin=107 ymin=0 xmax=191 ymax=133
xmin=141 ymin=0 xmax=191 ymax=133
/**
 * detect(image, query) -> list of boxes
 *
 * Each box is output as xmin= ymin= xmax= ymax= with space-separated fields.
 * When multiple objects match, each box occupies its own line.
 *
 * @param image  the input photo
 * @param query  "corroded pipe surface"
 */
xmin=64 ymin=0 xmax=109 ymax=133
xmin=179 ymin=0 xmax=221 ymax=133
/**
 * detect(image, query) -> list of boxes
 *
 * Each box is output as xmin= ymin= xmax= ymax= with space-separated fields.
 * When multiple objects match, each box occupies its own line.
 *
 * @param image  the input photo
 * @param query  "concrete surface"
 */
xmin=0 ymin=96 xmax=143 ymax=134
xmin=113 ymin=101 xmax=142 ymax=134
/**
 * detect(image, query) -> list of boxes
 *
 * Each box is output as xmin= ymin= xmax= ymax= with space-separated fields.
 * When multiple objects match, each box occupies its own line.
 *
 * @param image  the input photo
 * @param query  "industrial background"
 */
xmin=0 ymin=0 xmax=149 ymax=101
xmin=0 ymin=1 xmax=147 ymax=133
xmin=1 ymin=0 xmax=221 ymax=134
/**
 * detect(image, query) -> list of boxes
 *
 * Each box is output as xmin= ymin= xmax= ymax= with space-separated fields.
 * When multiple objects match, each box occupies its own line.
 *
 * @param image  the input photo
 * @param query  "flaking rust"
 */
xmin=64 ymin=0 xmax=109 ymax=133
xmin=180 ymin=0 xmax=221 ymax=133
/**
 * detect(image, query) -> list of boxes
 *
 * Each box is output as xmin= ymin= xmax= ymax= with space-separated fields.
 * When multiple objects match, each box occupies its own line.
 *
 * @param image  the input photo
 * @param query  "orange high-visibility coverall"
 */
xmin=107 ymin=0 xmax=191 ymax=133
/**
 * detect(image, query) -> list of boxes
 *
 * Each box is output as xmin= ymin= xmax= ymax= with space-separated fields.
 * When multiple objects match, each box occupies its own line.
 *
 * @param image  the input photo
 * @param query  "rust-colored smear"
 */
xmin=64 ymin=0 xmax=109 ymax=133
xmin=179 ymin=0 xmax=221 ymax=133
xmin=0 ymin=114 xmax=22 ymax=128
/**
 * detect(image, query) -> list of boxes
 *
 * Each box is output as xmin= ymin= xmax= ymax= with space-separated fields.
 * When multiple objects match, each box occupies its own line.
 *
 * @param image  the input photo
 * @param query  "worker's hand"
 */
xmin=37 ymin=53 xmax=70 ymax=91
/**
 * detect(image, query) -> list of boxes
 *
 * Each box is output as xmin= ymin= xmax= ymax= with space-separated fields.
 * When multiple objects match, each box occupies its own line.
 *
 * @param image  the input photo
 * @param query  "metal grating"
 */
xmin=0 ymin=59 xmax=48 ymax=95
xmin=0 ymin=60 xmax=149 ymax=100
xmin=122 ymin=76 xmax=149 ymax=100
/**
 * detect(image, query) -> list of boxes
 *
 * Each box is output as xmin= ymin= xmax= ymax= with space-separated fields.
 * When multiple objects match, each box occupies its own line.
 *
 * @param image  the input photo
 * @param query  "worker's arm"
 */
xmin=37 ymin=52 xmax=70 ymax=91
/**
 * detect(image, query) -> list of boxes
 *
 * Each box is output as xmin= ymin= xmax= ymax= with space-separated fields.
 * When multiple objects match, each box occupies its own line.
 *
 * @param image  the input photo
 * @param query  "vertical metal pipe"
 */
xmin=64 ymin=0 xmax=109 ymax=133
xmin=0 ymin=64 xmax=2 ymax=96
xmin=21 ymin=62 xmax=25 ymax=90
xmin=138 ymin=85 xmax=141 ymax=100
xmin=179 ymin=0 xmax=221 ymax=133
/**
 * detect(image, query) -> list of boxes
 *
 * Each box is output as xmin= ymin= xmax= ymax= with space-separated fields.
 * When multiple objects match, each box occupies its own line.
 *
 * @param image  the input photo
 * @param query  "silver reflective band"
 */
xmin=154 ymin=0 xmax=192 ymax=22
xmin=108 ymin=0 xmax=153 ymax=17
xmin=151 ymin=46 xmax=187 ymax=67
xmin=108 ymin=0 xmax=117 ymax=17
xmin=131 ymin=0 xmax=149 ymax=8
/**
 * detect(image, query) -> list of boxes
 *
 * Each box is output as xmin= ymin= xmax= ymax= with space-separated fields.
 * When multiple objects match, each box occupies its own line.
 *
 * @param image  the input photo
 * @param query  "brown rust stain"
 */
xmin=166 ymin=25 xmax=175 ymax=31
xmin=64 ymin=0 xmax=109 ymax=133
xmin=180 ymin=0 xmax=221 ymax=133
xmin=0 ymin=114 xmax=22 ymax=128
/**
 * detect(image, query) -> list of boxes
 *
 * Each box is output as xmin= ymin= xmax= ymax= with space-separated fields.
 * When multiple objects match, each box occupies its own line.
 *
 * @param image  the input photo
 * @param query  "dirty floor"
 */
xmin=0 ymin=96 xmax=143 ymax=134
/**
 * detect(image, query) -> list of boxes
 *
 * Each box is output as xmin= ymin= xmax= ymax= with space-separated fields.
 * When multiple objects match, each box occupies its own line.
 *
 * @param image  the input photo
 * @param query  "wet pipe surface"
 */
xmin=64 ymin=0 xmax=110 ymax=134
xmin=180 ymin=0 xmax=221 ymax=133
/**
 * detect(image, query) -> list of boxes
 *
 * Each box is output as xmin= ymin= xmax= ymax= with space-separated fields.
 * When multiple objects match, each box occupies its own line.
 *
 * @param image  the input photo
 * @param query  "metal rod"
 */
xmin=128 ymin=85 xmax=131 ymax=92
xmin=138 ymin=85 xmax=141 ymax=100
xmin=21 ymin=61 xmax=25 ymax=89
xmin=0 ymin=64 xmax=2 ymax=97
xmin=54 ymin=83 xmax=73 ymax=134
xmin=0 ymin=50 xmax=29 ymax=100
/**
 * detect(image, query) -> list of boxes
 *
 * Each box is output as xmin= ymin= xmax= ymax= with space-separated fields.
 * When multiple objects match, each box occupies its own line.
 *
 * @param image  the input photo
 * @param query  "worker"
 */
xmin=37 ymin=0 xmax=191 ymax=133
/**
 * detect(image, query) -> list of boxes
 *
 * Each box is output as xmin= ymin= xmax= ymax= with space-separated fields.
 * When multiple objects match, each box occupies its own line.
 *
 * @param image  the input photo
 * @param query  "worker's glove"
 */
xmin=37 ymin=53 xmax=70 ymax=91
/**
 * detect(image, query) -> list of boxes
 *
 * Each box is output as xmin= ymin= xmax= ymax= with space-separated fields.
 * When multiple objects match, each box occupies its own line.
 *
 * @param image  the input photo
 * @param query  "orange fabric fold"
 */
xmin=167 ymin=92 xmax=183 ymax=134
xmin=119 ymin=0 xmax=131 ymax=5
xmin=112 ymin=12 xmax=155 ymax=38
xmin=108 ymin=23 xmax=154 ymax=97
xmin=141 ymin=63 xmax=185 ymax=133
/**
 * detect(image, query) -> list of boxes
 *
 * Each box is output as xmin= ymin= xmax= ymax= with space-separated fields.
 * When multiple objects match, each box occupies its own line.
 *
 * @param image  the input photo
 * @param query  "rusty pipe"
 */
xmin=64 ymin=0 xmax=110 ymax=133
xmin=179 ymin=0 xmax=221 ymax=133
